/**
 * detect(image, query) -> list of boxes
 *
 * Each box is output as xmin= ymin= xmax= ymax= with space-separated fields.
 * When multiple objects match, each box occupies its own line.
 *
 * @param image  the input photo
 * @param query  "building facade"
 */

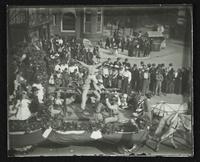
xmin=8 ymin=8 xmax=29 ymax=46
xmin=49 ymin=8 xmax=104 ymax=41
xmin=28 ymin=8 xmax=51 ymax=42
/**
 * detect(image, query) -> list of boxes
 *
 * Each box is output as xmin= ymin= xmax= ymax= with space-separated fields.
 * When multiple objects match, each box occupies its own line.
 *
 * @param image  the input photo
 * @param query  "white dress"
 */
xmin=16 ymin=99 xmax=31 ymax=120
xmin=32 ymin=83 xmax=44 ymax=103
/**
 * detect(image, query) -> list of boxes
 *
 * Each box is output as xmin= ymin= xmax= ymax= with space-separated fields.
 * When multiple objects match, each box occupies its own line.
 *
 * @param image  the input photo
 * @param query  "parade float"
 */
xmin=8 ymin=38 xmax=191 ymax=155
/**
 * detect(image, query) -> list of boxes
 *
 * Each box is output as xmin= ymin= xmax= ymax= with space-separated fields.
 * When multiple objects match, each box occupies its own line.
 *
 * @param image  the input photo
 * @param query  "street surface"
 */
xmin=99 ymin=39 xmax=191 ymax=70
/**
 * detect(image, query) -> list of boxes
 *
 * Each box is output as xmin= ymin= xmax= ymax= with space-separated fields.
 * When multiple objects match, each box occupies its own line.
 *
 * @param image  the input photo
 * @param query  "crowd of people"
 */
xmin=104 ymin=30 xmax=152 ymax=57
xmin=8 ymin=34 xmax=191 ymax=131
xmin=101 ymin=58 xmax=191 ymax=96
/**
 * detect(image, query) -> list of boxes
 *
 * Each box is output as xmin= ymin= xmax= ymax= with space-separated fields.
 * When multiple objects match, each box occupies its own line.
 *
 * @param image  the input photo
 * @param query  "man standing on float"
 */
xmin=76 ymin=60 xmax=104 ymax=111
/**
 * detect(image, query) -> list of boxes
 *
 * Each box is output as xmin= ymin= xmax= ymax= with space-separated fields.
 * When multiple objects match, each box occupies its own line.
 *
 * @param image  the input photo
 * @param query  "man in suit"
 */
xmin=122 ymin=58 xmax=131 ymax=68
xmin=131 ymin=64 xmax=140 ymax=92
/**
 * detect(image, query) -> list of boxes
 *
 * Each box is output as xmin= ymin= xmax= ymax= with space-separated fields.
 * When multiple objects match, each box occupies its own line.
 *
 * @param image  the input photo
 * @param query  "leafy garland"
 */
xmin=9 ymin=108 xmax=142 ymax=134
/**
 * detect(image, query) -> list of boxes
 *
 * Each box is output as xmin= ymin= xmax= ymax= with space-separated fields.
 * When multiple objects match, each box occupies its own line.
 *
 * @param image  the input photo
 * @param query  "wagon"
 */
xmin=145 ymin=31 xmax=165 ymax=51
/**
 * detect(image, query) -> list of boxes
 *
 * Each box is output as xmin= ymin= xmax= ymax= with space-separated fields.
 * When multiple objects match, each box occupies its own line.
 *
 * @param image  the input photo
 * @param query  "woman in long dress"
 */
xmin=16 ymin=92 xmax=31 ymax=120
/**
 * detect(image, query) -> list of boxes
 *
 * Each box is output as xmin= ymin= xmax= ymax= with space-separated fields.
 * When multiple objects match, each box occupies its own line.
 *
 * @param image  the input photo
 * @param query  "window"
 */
xmin=61 ymin=13 xmax=75 ymax=32
xmin=52 ymin=14 xmax=57 ymax=25
xmin=97 ymin=9 xmax=102 ymax=33
xmin=97 ymin=13 xmax=101 ymax=22
xmin=84 ymin=10 xmax=92 ymax=33
xmin=85 ymin=13 xmax=92 ymax=22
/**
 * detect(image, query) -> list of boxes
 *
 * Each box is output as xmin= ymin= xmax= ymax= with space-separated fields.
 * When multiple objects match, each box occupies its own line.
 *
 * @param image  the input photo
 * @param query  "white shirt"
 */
xmin=122 ymin=70 xmax=132 ymax=83
xmin=55 ymin=64 xmax=62 ymax=72
xmin=102 ymin=67 xmax=109 ymax=77
xmin=58 ymin=39 xmax=63 ymax=45
xmin=68 ymin=65 xmax=79 ymax=73
xmin=32 ymin=83 xmax=44 ymax=103
xmin=60 ymin=64 xmax=68 ymax=72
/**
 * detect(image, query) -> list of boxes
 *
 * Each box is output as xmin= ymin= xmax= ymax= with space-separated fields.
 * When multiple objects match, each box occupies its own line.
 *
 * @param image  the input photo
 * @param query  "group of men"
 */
xmin=43 ymin=35 xmax=100 ymax=66
xmin=104 ymin=30 xmax=152 ymax=57
xmin=101 ymin=58 xmax=191 ymax=96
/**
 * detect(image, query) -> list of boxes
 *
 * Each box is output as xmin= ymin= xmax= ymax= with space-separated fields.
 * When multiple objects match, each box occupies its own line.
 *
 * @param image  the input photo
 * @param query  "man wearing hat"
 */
xmin=155 ymin=71 xmax=164 ymax=96
xmin=131 ymin=64 xmax=139 ymax=92
xmin=103 ymin=58 xmax=112 ymax=67
xmin=121 ymin=66 xmax=132 ymax=94
xmin=86 ymin=48 xmax=94 ymax=65
xmin=122 ymin=58 xmax=131 ymax=68
xmin=167 ymin=63 xmax=173 ymax=72
xmin=113 ymin=57 xmax=122 ymax=68
xmin=142 ymin=67 xmax=150 ymax=95
xmin=102 ymin=61 xmax=111 ymax=88
xmin=111 ymin=65 xmax=119 ymax=88
xmin=139 ymin=61 xmax=144 ymax=69
xmin=105 ymin=37 xmax=111 ymax=49
xmin=149 ymin=63 xmax=157 ymax=94
xmin=108 ymin=63 xmax=114 ymax=88
xmin=117 ymin=65 xmax=124 ymax=90
xmin=112 ymin=40 xmax=118 ymax=55
xmin=104 ymin=96 xmax=120 ymax=123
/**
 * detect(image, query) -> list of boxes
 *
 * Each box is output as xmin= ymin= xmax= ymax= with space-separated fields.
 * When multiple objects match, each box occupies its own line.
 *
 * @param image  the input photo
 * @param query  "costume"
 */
xmin=77 ymin=61 xmax=102 ymax=110
xmin=16 ymin=99 xmax=31 ymax=120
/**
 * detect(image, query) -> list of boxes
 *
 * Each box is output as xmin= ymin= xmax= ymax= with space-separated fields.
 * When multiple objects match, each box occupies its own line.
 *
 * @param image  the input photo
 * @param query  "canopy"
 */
xmin=152 ymin=102 xmax=188 ymax=117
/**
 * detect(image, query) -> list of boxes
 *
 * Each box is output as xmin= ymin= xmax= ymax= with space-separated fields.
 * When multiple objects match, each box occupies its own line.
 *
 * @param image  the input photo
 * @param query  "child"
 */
xmin=51 ymin=91 xmax=64 ymax=117
xmin=16 ymin=91 xmax=32 ymax=120
xmin=104 ymin=96 xmax=119 ymax=124
xmin=64 ymin=94 xmax=76 ymax=116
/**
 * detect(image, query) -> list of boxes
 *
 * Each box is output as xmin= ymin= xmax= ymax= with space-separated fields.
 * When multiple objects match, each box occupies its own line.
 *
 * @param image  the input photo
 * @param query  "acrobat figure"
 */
xmin=76 ymin=60 xmax=104 ymax=111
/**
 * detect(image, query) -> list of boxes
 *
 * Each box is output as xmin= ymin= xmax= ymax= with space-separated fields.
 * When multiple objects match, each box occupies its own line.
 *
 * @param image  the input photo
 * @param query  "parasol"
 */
xmin=152 ymin=101 xmax=188 ymax=117
xmin=83 ymin=38 xmax=93 ymax=49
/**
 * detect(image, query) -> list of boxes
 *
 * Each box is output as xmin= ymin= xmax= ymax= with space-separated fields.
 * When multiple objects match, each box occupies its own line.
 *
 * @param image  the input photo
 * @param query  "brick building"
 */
xmin=49 ymin=8 xmax=104 ymax=41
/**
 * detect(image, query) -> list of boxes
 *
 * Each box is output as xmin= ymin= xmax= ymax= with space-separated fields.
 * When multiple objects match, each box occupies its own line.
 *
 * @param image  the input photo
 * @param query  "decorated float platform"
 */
xmin=8 ymin=88 xmax=191 ymax=152
xmin=8 ymin=102 xmax=149 ymax=150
